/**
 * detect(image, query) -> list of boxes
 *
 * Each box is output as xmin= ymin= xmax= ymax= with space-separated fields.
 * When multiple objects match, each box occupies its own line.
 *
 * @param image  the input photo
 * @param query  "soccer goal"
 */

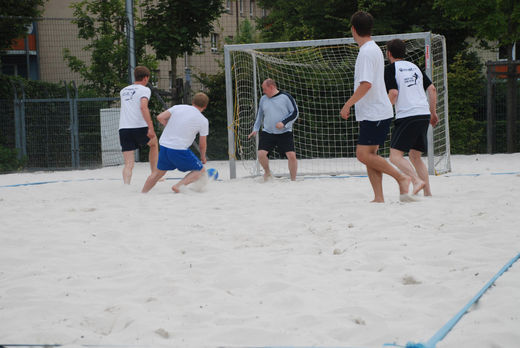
xmin=224 ymin=32 xmax=450 ymax=179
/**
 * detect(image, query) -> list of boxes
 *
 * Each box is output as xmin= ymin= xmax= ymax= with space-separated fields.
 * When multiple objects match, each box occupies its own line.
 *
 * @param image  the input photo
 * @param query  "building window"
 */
xmin=225 ymin=0 xmax=232 ymax=14
xmin=249 ymin=0 xmax=255 ymax=18
xmin=239 ymin=0 xmax=244 ymax=16
xmin=211 ymin=33 xmax=219 ymax=53
xmin=498 ymin=42 xmax=518 ymax=60
xmin=262 ymin=8 xmax=267 ymax=18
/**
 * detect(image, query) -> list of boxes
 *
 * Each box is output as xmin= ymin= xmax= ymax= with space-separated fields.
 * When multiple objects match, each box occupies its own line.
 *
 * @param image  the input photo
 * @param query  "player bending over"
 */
xmin=141 ymin=92 xmax=210 ymax=193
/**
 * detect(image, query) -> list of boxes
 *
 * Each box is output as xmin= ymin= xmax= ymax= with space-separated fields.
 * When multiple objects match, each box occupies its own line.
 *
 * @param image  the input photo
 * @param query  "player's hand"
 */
xmin=201 ymin=155 xmax=207 ymax=164
xmin=275 ymin=122 xmax=284 ymax=129
xmin=430 ymin=112 xmax=439 ymax=127
xmin=147 ymin=128 xmax=156 ymax=139
xmin=248 ymin=131 xmax=257 ymax=139
xmin=340 ymin=104 xmax=351 ymax=120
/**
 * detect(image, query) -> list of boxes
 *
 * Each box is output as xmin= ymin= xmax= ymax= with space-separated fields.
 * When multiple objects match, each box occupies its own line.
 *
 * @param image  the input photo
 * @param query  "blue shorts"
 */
xmin=157 ymin=146 xmax=203 ymax=172
xmin=358 ymin=119 xmax=392 ymax=146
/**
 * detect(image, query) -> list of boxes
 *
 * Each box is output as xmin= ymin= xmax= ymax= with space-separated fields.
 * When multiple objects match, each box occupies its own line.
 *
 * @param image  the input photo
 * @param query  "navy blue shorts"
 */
xmin=258 ymin=131 xmax=295 ymax=154
xmin=157 ymin=146 xmax=203 ymax=172
xmin=119 ymin=127 xmax=150 ymax=152
xmin=358 ymin=119 xmax=392 ymax=146
xmin=391 ymin=115 xmax=430 ymax=153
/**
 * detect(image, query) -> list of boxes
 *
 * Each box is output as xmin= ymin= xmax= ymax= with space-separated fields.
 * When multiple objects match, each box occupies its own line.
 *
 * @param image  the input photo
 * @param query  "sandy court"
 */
xmin=0 ymin=154 xmax=519 ymax=348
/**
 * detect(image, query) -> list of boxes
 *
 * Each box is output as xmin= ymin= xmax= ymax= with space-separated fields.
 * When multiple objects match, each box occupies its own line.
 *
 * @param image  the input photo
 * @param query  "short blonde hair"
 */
xmin=192 ymin=92 xmax=209 ymax=108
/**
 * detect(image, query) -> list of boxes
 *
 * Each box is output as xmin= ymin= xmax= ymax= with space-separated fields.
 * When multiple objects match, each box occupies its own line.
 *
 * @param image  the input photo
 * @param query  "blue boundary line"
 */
xmin=384 ymin=252 xmax=520 ymax=348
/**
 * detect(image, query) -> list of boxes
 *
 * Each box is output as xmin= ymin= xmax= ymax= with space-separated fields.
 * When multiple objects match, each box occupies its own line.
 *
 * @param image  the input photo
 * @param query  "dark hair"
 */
xmin=134 ymin=66 xmax=150 ymax=82
xmin=386 ymin=39 xmax=406 ymax=59
xmin=350 ymin=11 xmax=373 ymax=37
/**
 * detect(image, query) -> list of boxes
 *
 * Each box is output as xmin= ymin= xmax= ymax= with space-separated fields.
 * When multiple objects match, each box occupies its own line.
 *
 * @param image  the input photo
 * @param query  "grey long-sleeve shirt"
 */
xmin=253 ymin=91 xmax=298 ymax=134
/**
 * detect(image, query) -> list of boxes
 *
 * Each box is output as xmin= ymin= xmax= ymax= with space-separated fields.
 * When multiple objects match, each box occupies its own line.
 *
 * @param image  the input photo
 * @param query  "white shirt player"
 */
xmin=385 ymin=60 xmax=431 ymax=119
xmin=159 ymin=104 xmax=209 ymax=150
xmin=119 ymin=84 xmax=151 ymax=129
xmin=353 ymin=40 xmax=394 ymax=122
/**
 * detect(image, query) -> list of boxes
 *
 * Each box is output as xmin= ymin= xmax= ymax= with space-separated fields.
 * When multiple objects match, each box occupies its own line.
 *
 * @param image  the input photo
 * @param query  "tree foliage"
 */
xmin=0 ymin=0 xmax=47 ymax=51
xmin=447 ymin=52 xmax=486 ymax=154
xmin=435 ymin=0 xmax=520 ymax=59
xmin=257 ymin=0 xmax=354 ymax=41
xmin=140 ymin=0 xmax=225 ymax=80
xmin=64 ymin=0 xmax=157 ymax=96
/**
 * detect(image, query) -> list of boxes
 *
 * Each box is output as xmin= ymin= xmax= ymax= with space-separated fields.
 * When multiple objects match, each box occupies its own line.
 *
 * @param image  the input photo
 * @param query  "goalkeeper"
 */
xmin=248 ymin=78 xmax=299 ymax=181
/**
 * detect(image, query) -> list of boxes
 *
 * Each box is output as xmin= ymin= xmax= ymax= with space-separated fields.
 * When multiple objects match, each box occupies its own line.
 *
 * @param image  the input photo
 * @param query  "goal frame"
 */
xmin=224 ymin=32 xmax=450 ymax=179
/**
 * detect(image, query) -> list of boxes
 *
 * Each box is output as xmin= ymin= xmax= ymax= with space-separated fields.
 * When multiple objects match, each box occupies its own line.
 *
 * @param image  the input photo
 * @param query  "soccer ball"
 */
xmin=207 ymin=168 xmax=219 ymax=180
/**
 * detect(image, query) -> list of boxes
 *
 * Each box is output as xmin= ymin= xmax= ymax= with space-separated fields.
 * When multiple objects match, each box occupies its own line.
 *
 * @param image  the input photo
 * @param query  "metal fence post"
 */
xmin=72 ymin=81 xmax=80 ymax=168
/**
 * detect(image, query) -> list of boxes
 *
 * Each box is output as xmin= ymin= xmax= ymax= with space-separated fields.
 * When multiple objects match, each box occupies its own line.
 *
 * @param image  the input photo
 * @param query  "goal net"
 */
xmin=224 ymin=32 xmax=450 ymax=178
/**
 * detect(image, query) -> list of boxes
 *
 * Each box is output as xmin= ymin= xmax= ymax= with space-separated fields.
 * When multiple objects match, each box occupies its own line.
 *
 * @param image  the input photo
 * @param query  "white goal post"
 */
xmin=224 ymin=32 xmax=450 ymax=179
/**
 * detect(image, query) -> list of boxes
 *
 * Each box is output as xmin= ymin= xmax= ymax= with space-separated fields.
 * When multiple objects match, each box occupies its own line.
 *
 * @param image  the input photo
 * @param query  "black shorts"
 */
xmin=358 ymin=118 xmax=392 ymax=146
xmin=119 ymin=127 xmax=151 ymax=152
xmin=258 ymin=131 xmax=295 ymax=154
xmin=391 ymin=115 xmax=430 ymax=153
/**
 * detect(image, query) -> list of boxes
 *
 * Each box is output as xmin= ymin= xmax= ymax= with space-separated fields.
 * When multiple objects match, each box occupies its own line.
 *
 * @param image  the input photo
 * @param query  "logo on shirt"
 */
xmin=122 ymin=89 xmax=136 ymax=101
xmin=405 ymin=72 xmax=419 ymax=87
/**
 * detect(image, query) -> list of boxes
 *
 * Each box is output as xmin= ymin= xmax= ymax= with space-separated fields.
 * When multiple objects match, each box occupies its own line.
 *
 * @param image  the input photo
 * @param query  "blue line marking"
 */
xmin=388 ymin=252 xmax=520 ymax=348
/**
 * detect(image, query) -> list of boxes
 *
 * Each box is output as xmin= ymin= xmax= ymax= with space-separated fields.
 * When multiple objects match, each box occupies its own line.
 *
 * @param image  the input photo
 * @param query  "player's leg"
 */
xmin=257 ymin=150 xmax=271 ymax=180
xmin=147 ymin=136 xmax=159 ymax=172
xmin=279 ymin=132 xmax=297 ymax=181
xmin=173 ymin=168 xmax=206 ymax=193
xmin=170 ymin=149 xmax=205 ymax=193
xmin=141 ymin=169 xmax=167 ymax=193
xmin=389 ymin=116 xmax=428 ymax=195
xmin=286 ymin=152 xmax=297 ymax=181
xmin=119 ymin=128 xmax=138 ymax=184
xmin=366 ymin=165 xmax=384 ymax=203
xmin=409 ymin=149 xmax=431 ymax=196
xmin=356 ymin=120 xmax=411 ymax=200
xmin=389 ymin=148 xmax=424 ymax=195
xmin=257 ymin=131 xmax=275 ymax=181
xmin=122 ymin=150 xmax=135 ymax=185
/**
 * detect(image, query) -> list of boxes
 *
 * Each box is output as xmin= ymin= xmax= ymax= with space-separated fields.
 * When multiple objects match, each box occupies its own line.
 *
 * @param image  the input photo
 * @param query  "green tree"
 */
xmin=435 ymin=0 xmax=520 ymax=152
xmin=64 ymin=0 xmax=157 ymax=96
xmin=0 ymin=0 xmax=47 ymax=51
xmin=257 ymin=0 xmax=354 ymax=41
xmin=447 ymin=52 xmax=486 ymax=154
xmin=226 ymin=19 xmax=261 ymax=44
xmin=140 ymin=0 xmax=225 ymax=99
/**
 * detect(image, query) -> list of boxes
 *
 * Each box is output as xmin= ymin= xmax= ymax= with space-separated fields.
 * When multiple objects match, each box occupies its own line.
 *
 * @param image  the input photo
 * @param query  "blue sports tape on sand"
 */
xmin=388 ymin=252 xmax=520 ymax=348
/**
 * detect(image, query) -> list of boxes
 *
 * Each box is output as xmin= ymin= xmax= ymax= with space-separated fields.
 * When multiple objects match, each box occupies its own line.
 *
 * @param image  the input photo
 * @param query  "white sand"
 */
xmin=0 ymin=154 xmax=519 ymax=348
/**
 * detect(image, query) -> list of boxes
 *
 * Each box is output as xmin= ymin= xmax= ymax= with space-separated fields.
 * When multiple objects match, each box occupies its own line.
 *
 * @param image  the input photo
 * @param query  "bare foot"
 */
xmin=412 ymin=179 xmax=425 ymax=195
xmin=371 ymin=198 xmax=384 ymax=203
xmin=398 ymin=175 xmax=411 ymax=195
xmin=172 ymin=185 xmax=181 ymax=193
xmin=264 ymin=173 xmax=273 ymax=182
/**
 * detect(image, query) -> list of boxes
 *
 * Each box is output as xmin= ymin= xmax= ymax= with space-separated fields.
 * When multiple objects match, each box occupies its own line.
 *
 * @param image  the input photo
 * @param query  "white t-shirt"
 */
xmin=385 ymin=60 xmax=431 ymax=119
xmin=353 ymin=40 xmax=393 ymax=121
xmin=159 ymin=104 xmax=209 ymax=150
xmin=119 ymin=84 xmax=151 ymax=129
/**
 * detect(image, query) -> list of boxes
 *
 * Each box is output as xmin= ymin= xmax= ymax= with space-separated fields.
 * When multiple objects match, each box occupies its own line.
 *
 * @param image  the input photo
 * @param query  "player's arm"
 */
xmin=278 ymin=93 xmax=298 ymax=129
xmin=426 ymin=84 xmax=438 ymax=127
xmin=387 ymin=89 xmax=399 ymax=105
xmin=140 ymin=97 xmax=156 ymax=138
xmin=248 ymin=104 xmax=264 ymax=138
xmin=199 ymin=135 xmax=207 ymax=164
xmin=340 ymin=81 xmax=371 ymax=120
xmin=156 ymin=110 xmax=172 ymax=126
